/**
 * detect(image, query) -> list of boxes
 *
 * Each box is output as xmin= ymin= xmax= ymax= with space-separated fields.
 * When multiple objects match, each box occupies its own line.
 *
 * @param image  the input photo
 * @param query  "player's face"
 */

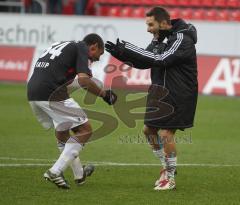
xmin=146 ymin=16 xmax=160 ymax=35
xmin=88 ymin=44 xmax=104 ymax=62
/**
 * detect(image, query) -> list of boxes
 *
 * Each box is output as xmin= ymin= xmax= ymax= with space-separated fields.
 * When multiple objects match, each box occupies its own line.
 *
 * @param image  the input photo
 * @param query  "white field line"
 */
xmin=0 ymin=157 xmax=240 ymax=167
xmin=0 ymin=157 xmax=55 ymax=162
xmin=0 ymin=163 xmax=51 ymax=167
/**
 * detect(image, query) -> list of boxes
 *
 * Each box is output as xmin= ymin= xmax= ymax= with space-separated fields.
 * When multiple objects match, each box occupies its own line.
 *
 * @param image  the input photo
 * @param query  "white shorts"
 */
xmin=29 ymin=98 xmax=88 ymax=131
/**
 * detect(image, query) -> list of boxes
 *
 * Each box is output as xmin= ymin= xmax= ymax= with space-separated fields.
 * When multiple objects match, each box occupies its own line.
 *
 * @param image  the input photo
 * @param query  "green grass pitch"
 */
xmin=0 ymin=83 xmax=240 ymax=205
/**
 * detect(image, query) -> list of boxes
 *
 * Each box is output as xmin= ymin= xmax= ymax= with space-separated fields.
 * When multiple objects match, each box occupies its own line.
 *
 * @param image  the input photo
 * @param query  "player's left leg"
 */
xmin=71 ymin=126 xmax=94 ymax=185
xmin=154 ymin=129 xmax=177 ymax=191
xmin=55 ymin=129 xmax=88 ymax=184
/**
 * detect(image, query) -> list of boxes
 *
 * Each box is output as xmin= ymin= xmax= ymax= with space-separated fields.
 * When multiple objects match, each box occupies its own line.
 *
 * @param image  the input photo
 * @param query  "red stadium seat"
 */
xmin=192 ymin=9 xmax=204 ymax=20
xmin=227 ymin=0 xmax=239 ymax=8
xmin=133 ymin=7 xmax=146 ymax=18
xmin=127 ymin=0 xmax=141 ymax=4
xmin=88 ymin=0 xmax=240 ymax=22
xmin=168 ymin=8 xmax=180 ymax=19
xmin=217 ymin=9 xmax=229 ymax=21
xmin=101 ymin=0 xmax=121 ymax=3
xmin=181 ymin=8 xmax=193 ymax=20
xmin=97 ymin=5 xmax=110 ymax=16
xmin=108 ymin=6 xmax=121 ymax=17
xmin=190 ymin=0 xmax=201 ymax=7
xmin=154 ymin=0 xmax=165 ymax=5
xmin=116 ymin=0 xmax=128 ymax=4
xmin=178 ymin=0 xmax=189 ymax=6
xmin=94 ymin=0 xmax=108 ymax=3
xmin=121 ymin=6 xmax=133 ymax=17
xmin=214 ymin=0 xmax=227 ymax=8
xmin=85 ymin=0 xmax=95 ymax=15
xmin=230 ymin=10 xmax=240 ymax=21
xmin=202 ymin=0 xmax=214 ymax=7
xmin=62 ymin=1 xmax=74 ymax=15
xmin=23 ymin=0 xmax=32 ymax=7
xmin=163 ymin=0 xmax=177 ymax=6
xmin=205 ymin=9 xmax=217 ymax=21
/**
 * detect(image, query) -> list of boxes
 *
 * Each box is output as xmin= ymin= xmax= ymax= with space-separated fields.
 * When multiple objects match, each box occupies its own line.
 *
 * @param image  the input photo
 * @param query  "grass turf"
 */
xmin=0 ymin=83 xmax=240 ymax=205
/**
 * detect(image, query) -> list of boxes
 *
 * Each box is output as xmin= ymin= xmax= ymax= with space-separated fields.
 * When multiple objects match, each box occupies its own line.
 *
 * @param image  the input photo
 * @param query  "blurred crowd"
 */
xmin=0 ymin=0 xmax=88 ymax=15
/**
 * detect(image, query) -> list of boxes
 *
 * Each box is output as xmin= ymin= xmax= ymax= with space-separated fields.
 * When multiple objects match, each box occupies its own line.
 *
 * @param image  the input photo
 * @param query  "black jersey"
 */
xmin=27 ymin=41 xmax=92 ymax=101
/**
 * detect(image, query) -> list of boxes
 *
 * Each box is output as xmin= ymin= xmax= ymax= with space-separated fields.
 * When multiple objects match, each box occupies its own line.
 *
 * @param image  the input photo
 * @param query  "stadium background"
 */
xmin=0 ymin=1 xmax=240 ymax=205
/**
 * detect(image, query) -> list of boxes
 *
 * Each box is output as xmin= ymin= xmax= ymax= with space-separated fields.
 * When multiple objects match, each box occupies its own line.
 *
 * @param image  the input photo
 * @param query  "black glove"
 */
xmin=102 ymin=90 xmax=117 ymax=105
xmin=105 ymin=39 xmax=125 ymax=57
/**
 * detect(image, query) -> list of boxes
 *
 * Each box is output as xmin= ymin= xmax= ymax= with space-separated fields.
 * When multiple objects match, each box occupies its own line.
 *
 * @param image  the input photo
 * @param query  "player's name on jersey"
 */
xmin=35 ymin=61 xmax=50 ymax=68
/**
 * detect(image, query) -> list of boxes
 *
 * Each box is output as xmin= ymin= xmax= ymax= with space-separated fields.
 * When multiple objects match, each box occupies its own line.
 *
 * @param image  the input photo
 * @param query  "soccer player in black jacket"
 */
xmin=28 ymin=33 xmax=117 ymax=189
xmin=105 ymin=7 xmax=198 ymax=190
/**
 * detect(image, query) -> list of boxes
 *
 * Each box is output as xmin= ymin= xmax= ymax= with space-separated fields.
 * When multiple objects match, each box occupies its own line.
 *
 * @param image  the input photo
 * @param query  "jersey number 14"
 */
xmin=40 ymin=42 xmax=70 ymax=60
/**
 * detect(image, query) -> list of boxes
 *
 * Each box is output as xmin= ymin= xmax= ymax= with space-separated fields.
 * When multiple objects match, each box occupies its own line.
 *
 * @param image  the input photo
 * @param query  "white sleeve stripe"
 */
xmin=160 ymin=33 xmax=183 ymax=60
xmin=125 ymin=42 xmax=155 ymax=57
xmin=124 ymin=32 xmax=183 ymax=62
xmin=126 ymin=45 xmax=154 ymax=59
xmin=160 ymin=33 xmax=181 ymax=59
xmin=125 ymin=43 xmax=156 ymax=59
xmin=125 ymin=43 xmax=155 ymax=58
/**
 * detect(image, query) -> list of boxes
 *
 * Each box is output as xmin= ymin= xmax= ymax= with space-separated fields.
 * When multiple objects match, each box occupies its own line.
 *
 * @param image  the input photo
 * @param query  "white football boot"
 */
xmin=154 ymin=177 xmax=176 ymax=191
xmin=154 ymin=169 xmax=168 ymax=186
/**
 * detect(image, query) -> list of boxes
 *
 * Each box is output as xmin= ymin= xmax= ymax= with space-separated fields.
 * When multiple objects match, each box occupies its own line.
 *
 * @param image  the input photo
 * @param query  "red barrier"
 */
xmin=104 ymin=55 xmax=240 ymax=96
xmin=198 ymin=55 xmax=240 ymax=96
xmin=0 ymin=46 xmax=35 ymax=82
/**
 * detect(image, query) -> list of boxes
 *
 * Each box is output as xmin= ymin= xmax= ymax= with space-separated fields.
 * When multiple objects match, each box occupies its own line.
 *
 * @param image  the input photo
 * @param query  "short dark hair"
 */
xmin=146 ymin=7 xmax=171 ymax=24
xmin=83 ymin=33 xmax=104 ymax=49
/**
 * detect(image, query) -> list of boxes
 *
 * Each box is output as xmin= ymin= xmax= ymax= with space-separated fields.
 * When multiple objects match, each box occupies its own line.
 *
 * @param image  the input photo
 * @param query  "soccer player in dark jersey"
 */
xmin=105 ymin=7 xmax=198 ymax=190
xmin=27 ymin=33 xmax=117 ymax=189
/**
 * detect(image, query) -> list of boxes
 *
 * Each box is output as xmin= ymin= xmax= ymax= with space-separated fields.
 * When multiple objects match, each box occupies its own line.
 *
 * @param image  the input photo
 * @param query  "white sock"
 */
xmin=57 ymin=142 xmax=84 ymax=179
xmin=153 ymin=148 xmax=166 ymax=169
xmin=50 ymin=137 xmax=83 ymax=175
xmin=166 ymin=156 xmax=177 ymax=179
xmin=70 ymin=157 xmax=84 ymax=179
xmin=152 ymin=135 xmax=166 ymax=169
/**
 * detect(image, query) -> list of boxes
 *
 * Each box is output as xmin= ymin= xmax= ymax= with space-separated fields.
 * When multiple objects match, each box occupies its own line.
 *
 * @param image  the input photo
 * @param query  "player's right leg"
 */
xmin=154 ymin=129 xmax=177 ymax=191
xmin=143 ymin=125 xmax=167 ymax=186
xmin=29 ymin=101 xmax=54 ymax=130
xmin=28 ymin=101 xmax=70 ymax=189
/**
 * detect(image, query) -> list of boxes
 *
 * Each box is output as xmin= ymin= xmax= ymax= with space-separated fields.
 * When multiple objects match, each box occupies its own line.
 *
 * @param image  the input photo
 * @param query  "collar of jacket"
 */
xmin=170 ymin=18 xmax=189 ymax=33
xmin=158 ymin=18 xmax=189 ymax=42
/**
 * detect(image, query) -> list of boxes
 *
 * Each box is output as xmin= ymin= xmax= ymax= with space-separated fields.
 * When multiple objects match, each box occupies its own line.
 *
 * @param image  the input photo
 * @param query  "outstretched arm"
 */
xmin=105 ymin=40 xmax=150 ymax=69
xmin=106 ymin=34 xmax=194 ymax=69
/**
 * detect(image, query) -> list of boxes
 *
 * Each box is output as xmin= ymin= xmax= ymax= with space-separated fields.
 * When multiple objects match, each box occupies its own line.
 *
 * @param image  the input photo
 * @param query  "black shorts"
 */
xmin=144 ymin=85 xmax=197 ymax=130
